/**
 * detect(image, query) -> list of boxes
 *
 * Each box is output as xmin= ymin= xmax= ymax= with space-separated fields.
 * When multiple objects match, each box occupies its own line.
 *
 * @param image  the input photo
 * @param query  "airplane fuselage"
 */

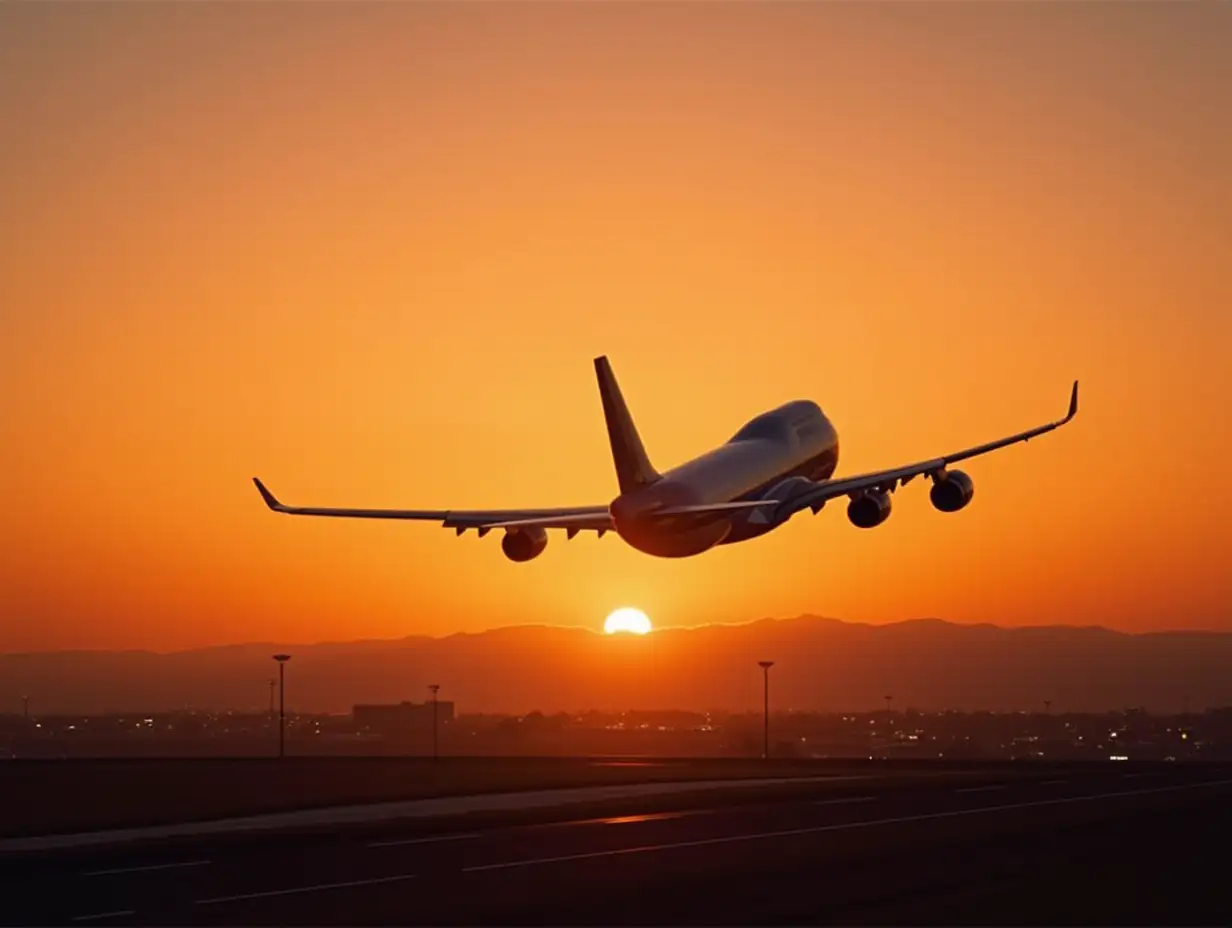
xmin=609 ymin=401 xmax=839 ymax=557
xmin=253 ymin=355 xmax=1077 ymax=563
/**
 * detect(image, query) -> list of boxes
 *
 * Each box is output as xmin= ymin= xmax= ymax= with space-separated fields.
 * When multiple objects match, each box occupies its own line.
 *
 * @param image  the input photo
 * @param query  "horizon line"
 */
xmin=4 ymin=614 xmax=1228 ymax=658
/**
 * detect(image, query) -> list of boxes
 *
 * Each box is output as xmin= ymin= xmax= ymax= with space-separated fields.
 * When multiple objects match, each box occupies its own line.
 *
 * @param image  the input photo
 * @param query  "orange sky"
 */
xmin=2 ymin=3 xmax=1230 ymax=652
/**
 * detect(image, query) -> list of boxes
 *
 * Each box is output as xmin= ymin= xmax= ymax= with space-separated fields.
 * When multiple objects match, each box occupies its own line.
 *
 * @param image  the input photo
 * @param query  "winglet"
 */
xmin=253 ymin=478 xmax=286 ymax=512
xmin=1065 ymin=380 xmax=1079 ymax=423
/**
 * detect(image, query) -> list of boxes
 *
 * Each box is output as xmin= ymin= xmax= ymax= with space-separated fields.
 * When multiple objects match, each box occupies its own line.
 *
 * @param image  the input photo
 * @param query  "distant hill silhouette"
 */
xmin=2 ymin=616 xmax=1228 ymax=715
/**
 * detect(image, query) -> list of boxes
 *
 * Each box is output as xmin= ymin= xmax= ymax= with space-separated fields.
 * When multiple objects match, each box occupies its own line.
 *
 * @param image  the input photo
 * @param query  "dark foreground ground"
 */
xmin=0 ymin=755 xmax=865 ymax=837
xmin=0 ymin=755 xmax=1121 ymax=838
xmin=3 ymin=763 xmax=1230 ymax=926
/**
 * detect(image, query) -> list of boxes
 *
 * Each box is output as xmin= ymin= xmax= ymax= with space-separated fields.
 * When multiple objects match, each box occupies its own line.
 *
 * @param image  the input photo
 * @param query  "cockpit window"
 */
xmin=730 ymin=414 xmax=791 ymax=443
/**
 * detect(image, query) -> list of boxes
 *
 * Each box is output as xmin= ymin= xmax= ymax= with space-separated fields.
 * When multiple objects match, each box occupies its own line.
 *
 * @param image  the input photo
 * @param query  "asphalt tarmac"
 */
xmin=5 ymin=766 xmax=1229 ymax=926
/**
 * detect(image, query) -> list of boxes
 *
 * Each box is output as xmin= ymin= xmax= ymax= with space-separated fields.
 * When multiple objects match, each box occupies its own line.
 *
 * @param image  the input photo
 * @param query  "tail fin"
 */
xmin=594 ymin=356 xmax=660 ymax=495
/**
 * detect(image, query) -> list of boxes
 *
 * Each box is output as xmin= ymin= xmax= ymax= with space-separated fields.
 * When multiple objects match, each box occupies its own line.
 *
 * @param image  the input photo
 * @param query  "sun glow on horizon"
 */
xmin=604 ymin=607 xmax=653 ymax=635
xmin=1 ymin=6 xmax=1230 ymax=654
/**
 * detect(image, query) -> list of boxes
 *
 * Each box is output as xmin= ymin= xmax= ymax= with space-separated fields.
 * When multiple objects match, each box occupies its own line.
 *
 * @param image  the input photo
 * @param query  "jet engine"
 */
xmin=847 ymin=490 xmax=892 ymax=529
xmin=501 ymin=527 xmax=548 ymax=562
xmin=929 ymin=470 xmax=975 ymax=513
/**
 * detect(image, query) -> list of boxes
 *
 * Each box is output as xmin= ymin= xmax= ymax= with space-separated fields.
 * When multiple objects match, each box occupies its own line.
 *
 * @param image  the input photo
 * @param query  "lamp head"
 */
xmin=758 ymin=661 xmax=774 ymax=670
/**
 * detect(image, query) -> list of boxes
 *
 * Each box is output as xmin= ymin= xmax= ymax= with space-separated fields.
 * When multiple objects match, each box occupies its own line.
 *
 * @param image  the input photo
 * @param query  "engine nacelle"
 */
xmin=847 ymin=490 xmax=892 ymax=529
xmin=929 ymin=470 xmax=975 ymax=513
xmin=501 ymin=527 xmax=548 ymax=562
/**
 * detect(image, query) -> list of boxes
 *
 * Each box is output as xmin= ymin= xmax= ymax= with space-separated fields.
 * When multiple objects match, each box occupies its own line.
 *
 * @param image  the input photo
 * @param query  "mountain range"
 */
xmin=3 ymin=616 xmax=1229 ymax=715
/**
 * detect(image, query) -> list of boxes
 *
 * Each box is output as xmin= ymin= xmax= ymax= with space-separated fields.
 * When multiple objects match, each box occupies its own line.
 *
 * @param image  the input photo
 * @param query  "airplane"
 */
xmin=254 ymin=357 xmax=1078 ymax=561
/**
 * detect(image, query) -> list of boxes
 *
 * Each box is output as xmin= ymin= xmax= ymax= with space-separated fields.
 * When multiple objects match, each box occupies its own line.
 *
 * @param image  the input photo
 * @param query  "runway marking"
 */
xmin=368 ymin=832 xmax=479 ymax=849
xmin=196 ymin=872 xmax=418 ymax=905
xmin=71 ymin=912 xmax=135 ymax=922
xmin=84 ymin=859 xmax=210 ymax=877
xmin=955 ymin=784 xmax=1006 ymax=793
xmin=459 ymin=779 xmax=1232 ymax=874
xmin=813 ymin=796 xmax=876 ymax=806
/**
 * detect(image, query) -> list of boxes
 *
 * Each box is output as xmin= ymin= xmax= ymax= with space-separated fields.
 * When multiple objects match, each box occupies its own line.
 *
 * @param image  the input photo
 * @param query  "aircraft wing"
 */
xmin=254 ymin=480 xmax=781 ymax=539
xmin=781 ymin=381 xmax=1079 ymax=517
xmin=253 ymin=479 xmax=615 ymax=536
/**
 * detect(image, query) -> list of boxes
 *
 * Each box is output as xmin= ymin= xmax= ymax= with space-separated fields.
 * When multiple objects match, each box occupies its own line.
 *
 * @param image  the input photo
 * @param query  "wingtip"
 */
xmin=253 ymin=477 xmax=281 ymax=511
xmin=1067 ymin=380 xmax=1079 ymax=421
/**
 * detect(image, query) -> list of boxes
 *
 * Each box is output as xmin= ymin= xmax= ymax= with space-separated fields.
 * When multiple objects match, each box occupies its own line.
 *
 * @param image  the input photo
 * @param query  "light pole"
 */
xmin=884 ymin=694 xmax=893 ymax=717
xmin=758 ymin=662 xmax=774 ymax=759
xmin=272 ymin=654 xmax=291 ymax=758
xmin=268 ymin=679 xmax=276 ymax=719
xmin=428 ymin=684 xmax=440 ymax=761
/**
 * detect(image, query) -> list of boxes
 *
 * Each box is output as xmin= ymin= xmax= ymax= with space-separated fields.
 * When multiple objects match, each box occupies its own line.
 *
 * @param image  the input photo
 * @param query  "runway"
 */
xmin=5 ymin=767 xmax=1230 ymax=926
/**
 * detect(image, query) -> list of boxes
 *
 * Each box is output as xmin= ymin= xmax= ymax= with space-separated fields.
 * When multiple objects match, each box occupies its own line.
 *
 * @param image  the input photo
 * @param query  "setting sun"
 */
xmin=604 ymin=607 xmax=653 ymax=635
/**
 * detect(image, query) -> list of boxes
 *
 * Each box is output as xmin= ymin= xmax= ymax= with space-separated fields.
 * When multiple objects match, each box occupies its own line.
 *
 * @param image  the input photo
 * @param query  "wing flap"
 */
xmin=468 ymin=512 xmax=615 ymax=533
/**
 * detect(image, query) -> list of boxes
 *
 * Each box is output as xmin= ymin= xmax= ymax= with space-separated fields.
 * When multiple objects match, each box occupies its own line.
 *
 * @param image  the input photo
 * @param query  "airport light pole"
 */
xmin=884 ymin=694 xmax=893 ymax=717
xmin=268 ymin=679 xmax=276 ymax=718
xmin=428 ymin=684 xmax=441 ymax=761
xmin=758 ymin=661 xmax=774 ymax=759
xmin=272 ymin=654 xmax=291 ymax=758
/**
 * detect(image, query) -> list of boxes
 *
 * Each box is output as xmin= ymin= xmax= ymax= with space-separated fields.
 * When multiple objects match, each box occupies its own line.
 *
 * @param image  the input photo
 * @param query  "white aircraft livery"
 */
xmin=254 ymin=357 xmax=1079 ymax=562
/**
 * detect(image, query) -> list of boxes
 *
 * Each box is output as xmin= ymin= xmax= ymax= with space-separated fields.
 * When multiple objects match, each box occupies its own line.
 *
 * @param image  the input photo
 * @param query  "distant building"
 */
xmin=352 ymin=701 xmax=455 ymax=738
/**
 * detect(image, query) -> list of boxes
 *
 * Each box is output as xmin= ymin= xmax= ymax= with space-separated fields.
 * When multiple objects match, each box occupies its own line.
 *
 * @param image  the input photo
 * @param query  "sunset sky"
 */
xmin=2 ymin=3 xmax=1230 ymax=653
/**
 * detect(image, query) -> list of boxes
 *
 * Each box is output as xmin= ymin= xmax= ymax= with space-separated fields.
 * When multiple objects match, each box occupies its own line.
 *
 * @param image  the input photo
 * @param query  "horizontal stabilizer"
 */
xmin=476 ymin=500 xmax=776 ymax=532
xmin=652 ymin=500 xmax=779 ymax=517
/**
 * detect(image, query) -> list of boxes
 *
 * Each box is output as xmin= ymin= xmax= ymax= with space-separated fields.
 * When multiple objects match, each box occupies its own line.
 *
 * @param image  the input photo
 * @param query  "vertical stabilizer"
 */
xmin=594 ymin=356 xmax=660 ymax=495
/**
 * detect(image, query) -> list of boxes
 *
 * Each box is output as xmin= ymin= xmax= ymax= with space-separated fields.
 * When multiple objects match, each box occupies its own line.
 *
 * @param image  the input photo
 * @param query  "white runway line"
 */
xmin=812 ymin=796 xmax=876 ymax=806
xmin=368 ymin=832 xmax=479 ymax=849
xmin=71 ymin=911 xmax=135 ymax=922
xmin=84 ymin=860 xmax=210 ymax=877
xmin=196 ymin=872 xmax=418 ymax=905
xmin=459 ymin=779 xmax=1232 ymax=874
